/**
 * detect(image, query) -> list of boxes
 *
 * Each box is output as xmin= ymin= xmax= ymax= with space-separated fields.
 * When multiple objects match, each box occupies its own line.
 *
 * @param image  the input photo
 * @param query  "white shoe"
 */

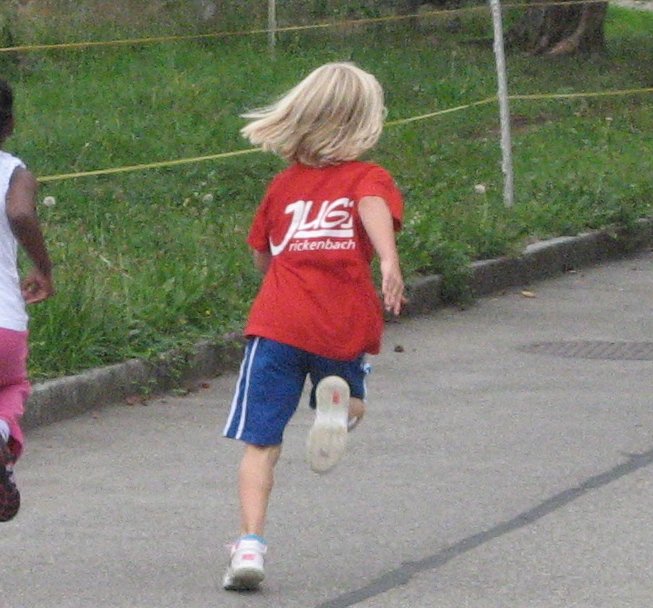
xmin=306 ymin=376 xmax=349 ymax=474
xmin=223 ymin=537 xmax=267 ymax=591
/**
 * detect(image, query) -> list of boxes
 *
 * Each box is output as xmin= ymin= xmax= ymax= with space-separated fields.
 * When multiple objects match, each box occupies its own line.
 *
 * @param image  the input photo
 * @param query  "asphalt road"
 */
xmin=1 ymin=251 xmax=652 ymax=608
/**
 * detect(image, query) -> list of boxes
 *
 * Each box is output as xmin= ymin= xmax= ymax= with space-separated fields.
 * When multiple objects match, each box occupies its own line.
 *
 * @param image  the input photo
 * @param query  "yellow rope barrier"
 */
xmin=385 ymin=97 xmax=498 ymax=127
xmin=0 ymin=9 xmax=471 ymax=54
xmin=37 ymin=148 xmax=260 ymax=183
xmin=0 ymin=0 xmax=609 ymax=54
xmin=0 ymin=24 xmax=329 ymax=54
xmin=510 ymin=87 xmax=653 ymax=101
xmin=36 ymin=86 xmax=653 ymax=183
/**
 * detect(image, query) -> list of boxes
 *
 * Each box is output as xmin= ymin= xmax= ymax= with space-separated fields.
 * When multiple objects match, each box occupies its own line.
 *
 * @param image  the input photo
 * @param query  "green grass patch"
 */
xmin=2 ymin=5 xmax=651 ymax=379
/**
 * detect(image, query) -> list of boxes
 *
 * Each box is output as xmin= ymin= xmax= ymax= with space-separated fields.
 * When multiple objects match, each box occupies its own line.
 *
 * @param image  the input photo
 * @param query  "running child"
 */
xmin=0 ymin=79 xmax=55 ymax=521
xmin=221 ymin=62 xmax=404 ymax=590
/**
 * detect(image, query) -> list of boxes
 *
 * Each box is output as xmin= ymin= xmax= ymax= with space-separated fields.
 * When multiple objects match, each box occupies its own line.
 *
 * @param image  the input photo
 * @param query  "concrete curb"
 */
xmin=25 ymin=217 xmax=652 ymax=431
xmin=24 ymin=339 xmax=245 ymax=431
xmin=404 ymin=217 xmax=653 ymax=313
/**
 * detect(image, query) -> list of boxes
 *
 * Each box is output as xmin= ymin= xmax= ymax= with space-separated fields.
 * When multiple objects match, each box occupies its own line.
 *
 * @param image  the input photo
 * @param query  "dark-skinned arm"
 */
xmin=6 ymin=167 xmax=54 ymax=304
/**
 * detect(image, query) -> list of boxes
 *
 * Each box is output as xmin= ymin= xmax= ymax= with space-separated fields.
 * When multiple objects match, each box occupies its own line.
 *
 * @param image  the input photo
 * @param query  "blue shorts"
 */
xmin=222 ymin=337 xmax=370 ymax=446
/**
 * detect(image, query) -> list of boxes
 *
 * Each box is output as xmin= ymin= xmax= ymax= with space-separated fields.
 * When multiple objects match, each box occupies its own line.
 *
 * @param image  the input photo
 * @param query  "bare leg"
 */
xmin=239 ymin=443 xmax=281 ymax=537
xmin=348 ymin=397 xmax=366 ymax=431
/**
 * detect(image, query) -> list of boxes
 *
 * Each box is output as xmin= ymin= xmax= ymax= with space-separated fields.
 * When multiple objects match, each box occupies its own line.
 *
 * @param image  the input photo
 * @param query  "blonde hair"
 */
xmin=240 ymin=62 xmax=386 ymax=167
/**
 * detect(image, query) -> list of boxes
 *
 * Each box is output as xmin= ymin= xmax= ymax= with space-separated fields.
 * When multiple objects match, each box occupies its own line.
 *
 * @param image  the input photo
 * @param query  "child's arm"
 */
xmin=252 ymin=249 xmax=272 ymax=274
xmin=359 ymin=195 xmax=404 ymax=316
xmin=6 ymin=167 xmax=54 ymax=304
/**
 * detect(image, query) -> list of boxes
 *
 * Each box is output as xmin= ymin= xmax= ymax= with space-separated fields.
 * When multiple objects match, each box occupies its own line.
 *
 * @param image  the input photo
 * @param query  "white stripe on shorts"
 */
xmin=222 ymin=337 xmax=260 ymax=440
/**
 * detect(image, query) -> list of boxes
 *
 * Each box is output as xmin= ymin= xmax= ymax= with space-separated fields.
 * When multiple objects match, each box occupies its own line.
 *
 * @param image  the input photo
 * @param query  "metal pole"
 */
xmin=268 ymin=0 xmax=277 ymax=53
xmin=489 ymin=0 xmax=514 ymax=208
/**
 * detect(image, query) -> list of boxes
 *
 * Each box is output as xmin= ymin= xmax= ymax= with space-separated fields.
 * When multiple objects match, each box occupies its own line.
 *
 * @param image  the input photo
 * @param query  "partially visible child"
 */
xmin=0 ymin=79 xmax=54 ymax=521
xmin=221 ymin=62 xmax=404 ymax=590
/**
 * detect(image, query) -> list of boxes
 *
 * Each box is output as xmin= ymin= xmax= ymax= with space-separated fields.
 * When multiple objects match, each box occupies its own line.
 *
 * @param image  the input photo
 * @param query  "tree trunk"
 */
xmin=506 ymin=1 xmax=608 ymax=55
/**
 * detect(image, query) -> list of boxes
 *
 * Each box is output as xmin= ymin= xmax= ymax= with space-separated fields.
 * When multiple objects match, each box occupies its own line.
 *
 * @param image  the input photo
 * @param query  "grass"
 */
xmin=1 ymin=5 xmax=651 ymax=379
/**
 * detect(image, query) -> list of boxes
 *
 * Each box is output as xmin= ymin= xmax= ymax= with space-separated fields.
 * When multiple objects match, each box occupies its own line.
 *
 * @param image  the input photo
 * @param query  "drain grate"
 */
xmin=521 ymin=341 xmax=653 ymax=361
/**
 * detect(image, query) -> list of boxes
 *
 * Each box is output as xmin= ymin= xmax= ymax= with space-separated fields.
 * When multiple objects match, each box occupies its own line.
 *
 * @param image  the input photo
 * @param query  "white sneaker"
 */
xmin=306 ymin=376 xmax=349 ymax=474
xmin=223 ymin=537 xmax=267 ymax=591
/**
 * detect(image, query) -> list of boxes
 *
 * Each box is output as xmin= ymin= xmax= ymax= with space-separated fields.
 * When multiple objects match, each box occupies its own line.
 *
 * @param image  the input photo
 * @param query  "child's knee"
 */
xmin=244 ymin=443 xmax=282 ymax=467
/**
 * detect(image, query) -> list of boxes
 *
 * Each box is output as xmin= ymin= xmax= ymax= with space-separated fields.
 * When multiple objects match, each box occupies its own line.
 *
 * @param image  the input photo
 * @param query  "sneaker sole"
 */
xmin=223 ymin=567 xmax=265 ymax=591
xmin=306 ymin=376 xmax=349 ymax=474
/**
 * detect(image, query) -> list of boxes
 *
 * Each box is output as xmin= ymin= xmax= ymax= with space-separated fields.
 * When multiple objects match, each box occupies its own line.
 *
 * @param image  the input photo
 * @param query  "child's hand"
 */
xmin=358 ymin=196 xmax=405 ymax=316
xmin=381 ymin=258 xmax=404 ymax=316
xmin=21 ymin=269 xmax=55 ymax=304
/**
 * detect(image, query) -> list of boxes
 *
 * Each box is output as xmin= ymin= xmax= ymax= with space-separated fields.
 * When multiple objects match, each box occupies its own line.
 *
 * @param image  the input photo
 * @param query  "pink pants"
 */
xmin=0 ymin=328 xmax=30 ymax=460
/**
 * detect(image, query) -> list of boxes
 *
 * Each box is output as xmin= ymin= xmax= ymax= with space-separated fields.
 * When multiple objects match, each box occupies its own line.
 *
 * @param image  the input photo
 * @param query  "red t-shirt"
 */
xmin=245 ymin=160 xmax=404 ymax=360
